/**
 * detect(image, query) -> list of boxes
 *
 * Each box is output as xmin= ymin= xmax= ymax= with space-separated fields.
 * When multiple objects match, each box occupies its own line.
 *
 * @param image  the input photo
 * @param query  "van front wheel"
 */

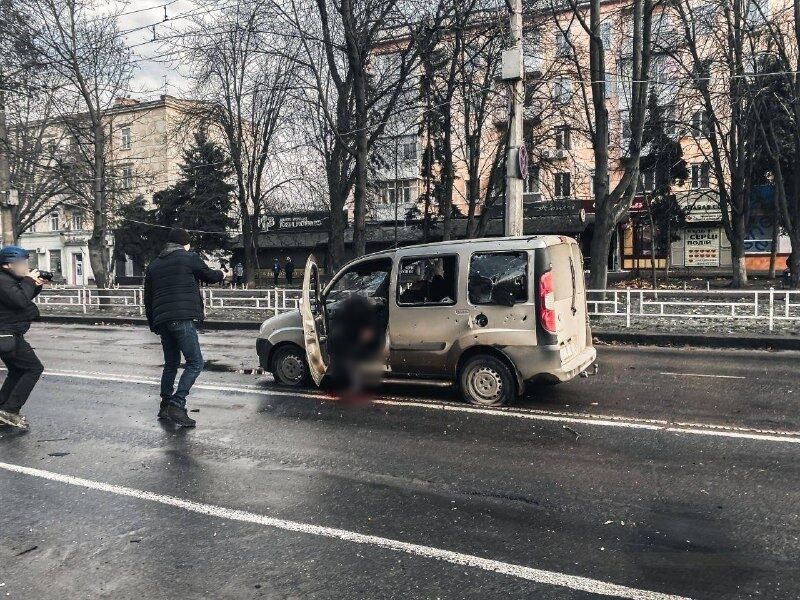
xmin=459 ymin=355 xmax=516 ymax=407
xmin=271 ymin=344 xmax=311 ymax=387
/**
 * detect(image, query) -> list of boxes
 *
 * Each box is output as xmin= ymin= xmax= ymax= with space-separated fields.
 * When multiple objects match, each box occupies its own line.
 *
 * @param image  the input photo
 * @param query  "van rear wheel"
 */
xmin=459 ymin=355 xmax=516 ymax=407
xmin=271 ymin=344 xmax=311 ymax=387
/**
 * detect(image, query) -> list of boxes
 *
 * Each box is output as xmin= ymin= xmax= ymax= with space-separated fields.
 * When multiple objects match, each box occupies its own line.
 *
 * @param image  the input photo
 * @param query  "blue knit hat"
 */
xmin=0 ymin=246 xmax=30 ymax=265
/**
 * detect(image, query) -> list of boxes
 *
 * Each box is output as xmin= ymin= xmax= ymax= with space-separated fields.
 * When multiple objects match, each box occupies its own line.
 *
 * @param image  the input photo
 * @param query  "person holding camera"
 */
xmin=144 ymin=228 xmax=224 ymax=427
xmin=0 ymin=246 xmax=47 ymax=430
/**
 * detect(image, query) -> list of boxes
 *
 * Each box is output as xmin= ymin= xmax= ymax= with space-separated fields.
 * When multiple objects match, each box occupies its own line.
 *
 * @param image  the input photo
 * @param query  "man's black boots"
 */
xmin=158 ymin=396 xmax=171 ymax=419
xmin=164 ymin=404 xmax=196 ymax=428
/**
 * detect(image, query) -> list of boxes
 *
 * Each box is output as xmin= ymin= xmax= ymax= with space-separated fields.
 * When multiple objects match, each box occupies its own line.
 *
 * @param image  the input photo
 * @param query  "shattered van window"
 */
xmin=468 ymin=252 xmax=528 ymax=305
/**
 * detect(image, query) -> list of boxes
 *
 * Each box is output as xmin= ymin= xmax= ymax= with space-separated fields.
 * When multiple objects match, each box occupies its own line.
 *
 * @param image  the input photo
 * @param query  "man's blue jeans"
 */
xmin=159 ymin=320 xmax=204 ymax=408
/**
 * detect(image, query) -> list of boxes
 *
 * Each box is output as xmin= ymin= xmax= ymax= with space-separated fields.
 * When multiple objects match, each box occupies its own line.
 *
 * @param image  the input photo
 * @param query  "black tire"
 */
xmin=459 ymin=354 xmax=517 ymax=407
xmin=271 ymin=344 xmax=311 ymax=387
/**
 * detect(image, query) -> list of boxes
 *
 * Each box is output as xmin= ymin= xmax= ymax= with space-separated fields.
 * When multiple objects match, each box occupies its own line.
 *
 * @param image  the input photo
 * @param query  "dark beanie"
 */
xmin=168 ymin=228 xmax=191 ymax=246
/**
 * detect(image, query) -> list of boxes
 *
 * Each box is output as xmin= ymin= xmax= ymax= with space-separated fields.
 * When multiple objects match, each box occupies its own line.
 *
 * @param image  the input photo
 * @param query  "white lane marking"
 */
xmin=0 ymin=461 xmax=690 ymax=600
xmin=660 ymin=372 xmax=746 ymax=380
xmin=28 ymin=369 xmax=800 ymax=445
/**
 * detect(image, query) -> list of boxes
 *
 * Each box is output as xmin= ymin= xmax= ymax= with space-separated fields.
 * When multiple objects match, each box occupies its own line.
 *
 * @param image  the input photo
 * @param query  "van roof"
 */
xmin=328 ymin=235 xmax=575 ymax=272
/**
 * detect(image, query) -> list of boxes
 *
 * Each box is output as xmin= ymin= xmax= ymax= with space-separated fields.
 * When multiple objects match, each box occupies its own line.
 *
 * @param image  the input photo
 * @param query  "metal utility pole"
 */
xmin=0 ymin=89 xmax=15 ymax=246
xmin=503 ymin=0 xmax=525 ymax=237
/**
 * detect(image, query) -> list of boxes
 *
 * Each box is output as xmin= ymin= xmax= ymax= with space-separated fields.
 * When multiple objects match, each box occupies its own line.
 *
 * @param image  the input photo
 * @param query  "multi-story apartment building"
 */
xmin=18 ymin=95 xmax=197 ymax=284
xmin=369 ymin=0 xmax=791 ymax=273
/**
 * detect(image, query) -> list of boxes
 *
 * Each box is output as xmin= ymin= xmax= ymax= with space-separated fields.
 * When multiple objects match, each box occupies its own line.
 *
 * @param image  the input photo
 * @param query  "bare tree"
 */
xmin=24 ymin=0 xmax=133 ymax=287
xmin=6 ymin=84 xmax=72 ymax=238
xmin=183 ymin=1 xmax=299 ymax=284
xmin=561 ymin=0 xmax=654 ymax=288
xmin=671 ymin=0 xmax=764 ymax=287
xmin=750 ymin=0 xmax=800 ymax=286
xmin=283 ymin=0 xmax=449 ymax=267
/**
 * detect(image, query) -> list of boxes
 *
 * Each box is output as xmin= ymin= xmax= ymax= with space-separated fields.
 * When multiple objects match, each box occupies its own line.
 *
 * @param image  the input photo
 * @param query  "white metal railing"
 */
xmin=34 ymin=286 xmax=302 ymax=316
xmin=586 ymin=288 xmax=800 ymax=331
xmin=33 ymin=286 xmax=800 ymax=331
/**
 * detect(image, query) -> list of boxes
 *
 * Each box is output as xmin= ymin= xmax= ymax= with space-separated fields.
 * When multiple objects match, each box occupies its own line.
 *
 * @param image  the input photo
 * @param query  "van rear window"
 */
xmin=468 ymin=252 xmax=528 ymax=305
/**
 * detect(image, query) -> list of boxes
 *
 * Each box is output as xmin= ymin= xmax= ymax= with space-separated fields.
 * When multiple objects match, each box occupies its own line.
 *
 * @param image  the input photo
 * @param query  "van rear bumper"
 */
xmin=509 ymin=344 xmax=596 ymax=384
xmin=552 ymin=346 xmax=596 ymax=382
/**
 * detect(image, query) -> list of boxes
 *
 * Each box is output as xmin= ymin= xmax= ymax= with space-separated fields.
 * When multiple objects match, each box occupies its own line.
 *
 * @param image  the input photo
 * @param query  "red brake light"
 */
xmin=539 ymin=271 xmax=557 ymax=334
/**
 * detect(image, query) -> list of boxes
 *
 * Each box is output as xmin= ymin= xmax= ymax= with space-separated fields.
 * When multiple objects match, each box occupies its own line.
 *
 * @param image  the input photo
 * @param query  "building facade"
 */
xmin=18 ymin=95 xmax=197 ymax=285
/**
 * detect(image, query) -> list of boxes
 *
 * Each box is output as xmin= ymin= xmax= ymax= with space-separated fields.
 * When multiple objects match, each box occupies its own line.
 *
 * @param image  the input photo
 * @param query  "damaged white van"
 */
xmin=256 ymin=236 xmax=596 ymax=406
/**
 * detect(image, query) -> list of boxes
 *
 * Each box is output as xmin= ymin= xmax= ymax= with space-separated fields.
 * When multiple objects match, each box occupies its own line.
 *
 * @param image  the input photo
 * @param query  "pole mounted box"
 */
xmin=501 ymin=47 xmax=523 ymax=81
xmin=0 ymin=190 xmax=18 ymax=207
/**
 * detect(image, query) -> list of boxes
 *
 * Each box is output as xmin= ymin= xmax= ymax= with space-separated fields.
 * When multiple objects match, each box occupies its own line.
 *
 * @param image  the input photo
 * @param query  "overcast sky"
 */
xmin=120 ymin=0 xmax=196 ymax=99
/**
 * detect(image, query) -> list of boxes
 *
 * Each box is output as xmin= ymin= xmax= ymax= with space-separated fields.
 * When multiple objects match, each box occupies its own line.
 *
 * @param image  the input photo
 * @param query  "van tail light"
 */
xmin=539 ymin=271 xmax=557 ymax=334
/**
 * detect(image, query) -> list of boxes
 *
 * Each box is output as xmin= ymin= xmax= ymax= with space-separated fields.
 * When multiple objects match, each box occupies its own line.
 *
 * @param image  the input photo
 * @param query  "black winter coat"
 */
xmin=0 ymin=269 xmax=41 ymax=334
xmin=144 ymin=244 xmax=224 ymax=331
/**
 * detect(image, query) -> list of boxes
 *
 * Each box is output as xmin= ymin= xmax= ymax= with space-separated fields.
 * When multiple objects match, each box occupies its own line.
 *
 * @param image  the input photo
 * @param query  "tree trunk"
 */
xmin=589 ymin=209 xmax=614 ymax=290
xmin=88 ymin=123 xmax=108 ymax=288
xmin=440 ymin=122 xmax=454 ymax=241
xmin=769 ymin=195 xmax=780 ymax=279
xmin=328 ymin=200 xmax=346 ymax=272
xmin=730 ymin=241 xmax=748 ymax=287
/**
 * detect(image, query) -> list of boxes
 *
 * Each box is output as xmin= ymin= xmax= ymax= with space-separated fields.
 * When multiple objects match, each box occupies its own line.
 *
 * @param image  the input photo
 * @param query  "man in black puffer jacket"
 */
xmin=0 ymin=246 xmax=46 ymax=430
xmin=144 ymin=228 xmax=224 ymax=427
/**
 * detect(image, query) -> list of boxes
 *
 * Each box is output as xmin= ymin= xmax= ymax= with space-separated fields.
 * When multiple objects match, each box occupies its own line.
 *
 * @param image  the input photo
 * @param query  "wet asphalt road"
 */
xmin=0 ymin=323 xmax=798 ymax=599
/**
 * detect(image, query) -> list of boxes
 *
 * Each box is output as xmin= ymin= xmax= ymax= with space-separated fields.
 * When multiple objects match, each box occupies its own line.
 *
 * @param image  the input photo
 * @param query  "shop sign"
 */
xmin=261 ymin=212 xmax=330 ymax=232
xmin=685 ymin=227 xmax=720 ymax=267
xmin=680 ymin=191 xmax=722 ymax=222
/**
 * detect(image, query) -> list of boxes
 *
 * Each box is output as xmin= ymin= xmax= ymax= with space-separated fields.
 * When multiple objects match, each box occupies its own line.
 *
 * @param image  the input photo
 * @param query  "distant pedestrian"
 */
xmin=0 ymin=246 xmax=47 ymax=430
xmin=272 ymin=258 xmax=281 ymax=285
xmin=285 ymin=256 xmax=295 ymax=285
xmin=144 ymin=228 xmax=224 ymax=427
xmin=233 ymin=262 xmax=244 ymax=288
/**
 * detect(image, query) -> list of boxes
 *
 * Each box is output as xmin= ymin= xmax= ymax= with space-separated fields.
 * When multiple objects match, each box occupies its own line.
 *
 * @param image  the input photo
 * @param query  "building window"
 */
xmin=120 ymin=127 xmax=132 ymax=150
xmin=691 ymin=109 xmax=710 ymax=138
xmin=122 ymin=166 xmax=133 ymax=190
xmin=602 ymin=72 xmax=613 ymax=98
xmin=600 ymin=22 xmax=612 ymax=51
xmin=555 ymin=172 xmax=571 ymax=199
xmin=524 ymin=166 xmax=541 ymax=200
xmin=49 ymin=249 xmax=62 ymax=275
xmin=620 ymin=110 xmax=632 ymax=145
xmin=553 ymin=76 xmax=572 ymax=104
xmin=49 ymin=212 xmax=60 ymax=231
xmin=71 ymin=212 xmax=84 ymax=231
xmin=555 ymin=30 xmax=571 ymax=58
xmin=691 ymin=163 xmax=710 ymax=189
xmin=378 ymin=180 xmax=414 ymax=205
xmin=398 ymin=135 xmax=418 ymax=161
xmin=555 ymin=125 xmax=571 ymax=150
xmin=746 ymin=0 xmax=769 ymax=27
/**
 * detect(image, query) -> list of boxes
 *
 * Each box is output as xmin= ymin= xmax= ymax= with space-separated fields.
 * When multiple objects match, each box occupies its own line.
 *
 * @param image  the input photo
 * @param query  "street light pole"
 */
xmin=504 ymin=0 xmax=525 ymax=237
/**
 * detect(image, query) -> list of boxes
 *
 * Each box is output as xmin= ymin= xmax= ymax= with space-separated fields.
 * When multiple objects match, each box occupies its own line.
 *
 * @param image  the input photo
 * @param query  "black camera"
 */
xmin=38 ymin=271 xmax=54 ymax=281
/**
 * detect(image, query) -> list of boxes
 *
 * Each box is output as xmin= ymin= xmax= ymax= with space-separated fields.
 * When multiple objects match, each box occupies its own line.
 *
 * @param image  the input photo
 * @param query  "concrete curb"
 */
xmin=592 ymin=330 xmax=800 ymax=351
xmin=39 ymin=314 xmax=800 ymax=350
